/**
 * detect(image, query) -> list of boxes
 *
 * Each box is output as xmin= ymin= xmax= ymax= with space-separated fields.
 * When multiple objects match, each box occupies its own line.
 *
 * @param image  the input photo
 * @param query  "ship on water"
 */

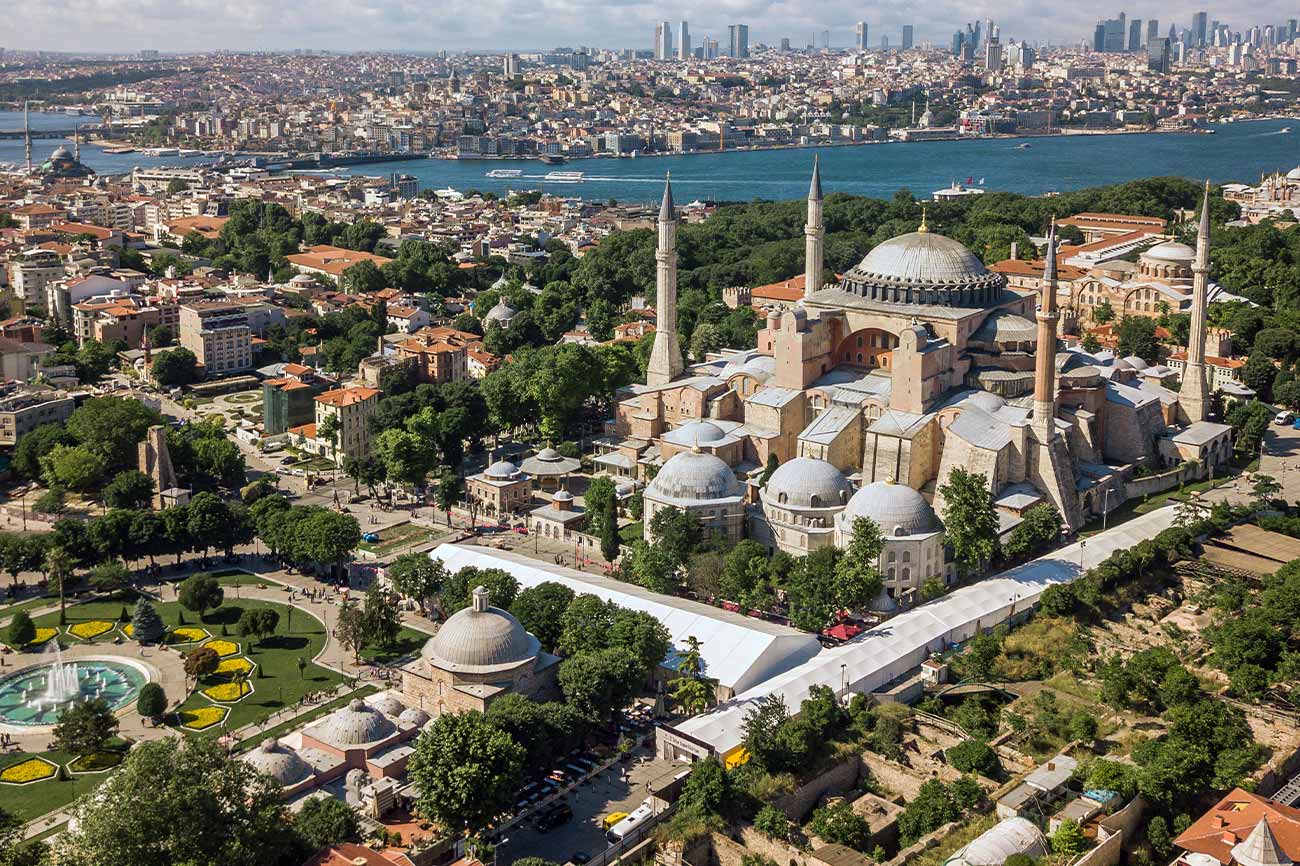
xmin=544 ymin=170 xmax=584 ymax=183
xmin=539 ymin=153 xmax=567 ymax=165
xmin=485 ymin=168 xmax=523 ymax=178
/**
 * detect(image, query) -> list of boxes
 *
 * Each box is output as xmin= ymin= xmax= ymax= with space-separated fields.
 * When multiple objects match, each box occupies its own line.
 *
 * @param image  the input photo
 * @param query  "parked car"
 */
xmin=1275 ymin=411 xmax=1294 ymax=425
xmin=536 ymin=802 xmax=573 ymax=832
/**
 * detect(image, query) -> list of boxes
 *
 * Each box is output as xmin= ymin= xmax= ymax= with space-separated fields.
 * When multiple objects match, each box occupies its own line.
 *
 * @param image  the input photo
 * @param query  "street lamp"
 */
xmin=1079 ymin=539 xmax=1087 ymax=572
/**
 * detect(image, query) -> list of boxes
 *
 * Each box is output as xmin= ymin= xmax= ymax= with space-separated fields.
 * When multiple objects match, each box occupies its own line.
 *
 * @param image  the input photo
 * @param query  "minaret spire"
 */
xmin=647 ymin=173 xmax=683 ymax=386
xmin=1032 ymin=218 xmax=1061 ymax=441
xmin=23 ymin=101 xmax=31 ymax=174
xmin=803 ymin=156 xmax=824 ymax=299
xmin=1179 ymin=181 xmax=1212 ymax=423
xmin=74 ymin=125 xmax=81 ymax=163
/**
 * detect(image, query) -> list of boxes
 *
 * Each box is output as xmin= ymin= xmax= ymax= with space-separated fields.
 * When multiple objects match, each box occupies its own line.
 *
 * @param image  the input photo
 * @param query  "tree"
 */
xmin=44 ymin=545 xmax=74 ymax=622
xmin=1051 ymin=819 xmax=1088 ymax=856
xmin=13 ymin=422 xmax=72 ymax=480
xmin=52 ymin=698 xmax=119 ymax=756
xmin=131 ymin=598 xmax=165 ymax=644
xmin=648 ymin=506 xmax=702 ymax=567
xmin=1004 ymin=504 xmax=1063 ymax=559
xmin=434 ymin=470 xmax=462 ymax=517
xmin=557 ymin=592 xmax=616 ymax=657
xmin=102 ymin=469 xmax=156 ymax=510
xmin=41 ymin=444 xmax=108 ymax=492
xmin=439 ymin=565 xmax=519 ymax=614
xmin=5 ymin=610 xmax=35 ymax=648
xmin=136 ymin=683 xmax=167 ymax=722
xmin=89 ymin=560 xmax=130 ymax=597
xmin=293 ymin=796 xmax=360 ymax=850
xmin=1117 ymin=316 xmax=1159 ymax=363
xmin=1092 ymin=300 xmax=1115 ymax=324
xmin=342 ymin=259 xmax=386 ymax=294
xmin=151 ymin=347 xmax=199 ymax=388
xmin=335 ymin=598 xmax=367 ymax=663
xmin=670 ymin=635 xmax=715 ymax=715
xmin=1241 ymin=352 xmax=1278 ymax=401
xmin=741 ymin=694 xmax=792 ymax=772
xmin=939 ymin=469 xmax=1001 ymax=576
xmin=56 ymin=737 xmax=295 ymax=866
xmin=184 ymin=645 xmax=220 ymax=688
xmin=754 ymin=804 xmax=793 ymax=841
xmin=187 ymin=491 xmax=229 ymax=560
xmin=237 ymin=608 xmax=280 ymax=649
xmin=809 ymin=801 xmax=872 ymax=851
xmin=834 ymin=517 xmax=885 ymax=610
xmin=66 ymin=396 xmax=161 ymax=473
xmin=361 ymin=584 xmax=401 ymax=649
xmin=387 ymin=553 xmax=446 ymax=615
xmin=1147 ymin=815 xmax=1173 ymax=858
xmin=946 ymin=740 xmax=1001 ymax=777
xmin=178 ymin=574 xmax=225 ymax=621
xmin=407 ymin=711 xmax=525 ymax=834
xmin=898 ymin=779 xmax=962 ymax=844
xmin=557 ymin=648 xmax=644 ymax=721
xmin=509 ymin=581 xmax=575 ymax=653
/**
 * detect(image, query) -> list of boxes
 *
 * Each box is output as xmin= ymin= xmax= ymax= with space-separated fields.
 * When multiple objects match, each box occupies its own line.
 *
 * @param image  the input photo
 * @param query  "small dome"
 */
xmin=50 ymin=145 xmax=73 ymax=161
xmin=1144 ymin=240 xmax=1195 ymax=262
xmin=1122 ymin=355 xmax=1149 ymax=370
xmin=536 ymin=447 xmax=561 ymax=461
xmin=647 ymin=450 xmax=741 ymax=504
xmin=964 ymin=391 xmax=1006 ymax=413
xmin=764 ymin=457 xmax=851 ymax=510
xmin=1287 ymin=166 xmax=1300 ymax=181
xmin=398 ymin=707 xmax=431 ymax=727
xmin=423 ymin=586 xmax=540 ymax=674
xmin=661 ymin=420 xmax=726 ymax=448
xmin=484 ymin=460 xmax=520 ymax=479
xmin=553 ymin=489 xmax=574 ymax=502
xmin=244 ymin=740 xmax=313 ymax=786
xmin=310 ymin=699 xmax=397 ymax=746
xmin=370 ymin=693 xmax=405 ymax=717
xmin=485 ymin=299 xmax=518 ymax=324
xmin=290 ymin=273 xmax=316 ymax=285
xmin=842 ymin=480 xmax=936 ymax=536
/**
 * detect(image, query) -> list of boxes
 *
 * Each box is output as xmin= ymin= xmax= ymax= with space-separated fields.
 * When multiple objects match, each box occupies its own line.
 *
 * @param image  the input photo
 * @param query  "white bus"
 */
xmin=605 ymin=799 xmax=654 ymax=845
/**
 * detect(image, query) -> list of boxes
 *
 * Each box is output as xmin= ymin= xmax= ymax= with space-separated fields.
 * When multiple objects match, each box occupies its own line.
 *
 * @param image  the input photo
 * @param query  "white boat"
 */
xmin=1282 ymin=127 xmax=1293 ymax=133
xmin=434 ymin=187 xmax=463 ymax=199
xmin=143 ymin=147 xmax=179 ymax=156
xmin=544 ymin=170 xmax=584 ymax=183
xmin=486 ymin=169 xmax=524 ymax=178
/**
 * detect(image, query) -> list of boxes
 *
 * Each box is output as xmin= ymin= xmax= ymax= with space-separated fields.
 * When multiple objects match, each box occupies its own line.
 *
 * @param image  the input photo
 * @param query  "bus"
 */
xmin=605 ymin=799 xmax=654 ymax=845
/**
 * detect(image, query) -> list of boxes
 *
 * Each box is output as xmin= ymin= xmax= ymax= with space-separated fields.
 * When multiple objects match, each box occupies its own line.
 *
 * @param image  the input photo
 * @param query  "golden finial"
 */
xmin=917 ymin=207 xmax=929 ymax=233
xmin=885 ymin=475 xmax=896 ymax=485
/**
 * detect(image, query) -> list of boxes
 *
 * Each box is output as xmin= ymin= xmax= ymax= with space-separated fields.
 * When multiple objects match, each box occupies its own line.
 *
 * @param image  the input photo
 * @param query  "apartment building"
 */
xmin=0 ymin=386 xmax=75 ymax=447
xmin=308 ymin=387 xmax=380 ymax=463
xmin=179 ymin=302 xmax=253 ymax=376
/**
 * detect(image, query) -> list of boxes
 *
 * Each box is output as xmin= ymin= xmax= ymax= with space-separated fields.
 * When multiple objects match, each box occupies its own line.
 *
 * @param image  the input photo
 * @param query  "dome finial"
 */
xmin=917 ymin=207 xmax=929 ymax=233
xmin=885 ymin=475 xmax=896 ymax=485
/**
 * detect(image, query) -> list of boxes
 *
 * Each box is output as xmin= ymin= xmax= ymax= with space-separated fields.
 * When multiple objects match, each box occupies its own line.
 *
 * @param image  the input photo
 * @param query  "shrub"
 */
xmin=754 ymin=804 xmax=792 ymax=841
xmin=946 ymin=740 xmax=1001 ymax=777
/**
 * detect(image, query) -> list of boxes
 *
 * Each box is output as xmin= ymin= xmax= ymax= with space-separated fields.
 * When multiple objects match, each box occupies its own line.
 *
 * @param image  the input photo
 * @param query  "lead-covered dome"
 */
xmin=485 ymin=299 xmax=518 ymax=325
xmin=763 ymin=457 xmax=851 ymax=509
xmin=244 ymin=740 xmax=313 ymax=786
xmin=423 ymin=586 xmax=539 ymax=674
xmin=1143 ymin=240 xmax=1195 ymax=262
xmin=311 ymin=698 xmax=397 ymax=746
xmin=647 ymin=450 xmax=741 ymax=504
xmin=1287 ymin=166 xmax=1300 ymax=181
xmin=840 ymin=227 xmax=1005 ymax=307
xmin=662 ymin=420 xmax=726 ymax=448
xmin=842 ymin=479 xmax=937 ymax=536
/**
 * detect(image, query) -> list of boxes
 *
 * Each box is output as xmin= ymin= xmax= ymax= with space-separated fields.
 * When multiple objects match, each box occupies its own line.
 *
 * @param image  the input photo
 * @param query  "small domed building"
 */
xmin=642 ymin=448 xmax=746 ymax=543
xmin=399 ymin=586 xmax=559 ymax=717
xmin=483 ymin=298 xmax=518 ymax=329
xmin=466 ymin=459 xmax=531 ymax=516
xmin=836 ymin=478 xmax=948 ymax=603
xmin=752 ymin=456 xmax=852 ymax=554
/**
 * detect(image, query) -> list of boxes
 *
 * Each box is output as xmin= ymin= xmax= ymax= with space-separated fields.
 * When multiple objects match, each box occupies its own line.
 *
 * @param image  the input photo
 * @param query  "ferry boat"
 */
xmin=485 ymin=168 xmax=524 ymax=178
xmin=142 ymin=147 xmax=179 ymax=156
xmin=103 ymin=146 xmax=136 ymax=154
xmin=539 ymin=153 xmax=567 ymax=165
xmin=1015 ymin=142 xmax=1031 ymax=149
xmin=544 ymin=170 xmax=584 ymax=183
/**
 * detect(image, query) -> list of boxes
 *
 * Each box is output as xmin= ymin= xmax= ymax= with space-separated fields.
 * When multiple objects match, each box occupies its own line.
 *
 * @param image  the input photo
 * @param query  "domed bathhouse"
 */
xmin=466 ymin=458 xmax=531 ymax=517
xmin=399 ymin=586 xmax=560 ymax=716
xmin=606 ymin=166 xmax=1232 ymax=567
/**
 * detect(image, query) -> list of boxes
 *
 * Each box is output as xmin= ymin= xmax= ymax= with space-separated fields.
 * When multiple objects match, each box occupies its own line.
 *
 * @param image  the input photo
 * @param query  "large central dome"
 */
xmin=423 ymin=586 xmax=539 ymax=674
xmin=839 ymin=227 xmax=1006 ymax=308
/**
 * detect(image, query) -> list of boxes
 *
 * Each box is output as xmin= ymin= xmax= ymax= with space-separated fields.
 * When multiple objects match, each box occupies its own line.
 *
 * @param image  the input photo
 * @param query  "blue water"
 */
xmin=3 ymin=110 xmax=1297 ymax=203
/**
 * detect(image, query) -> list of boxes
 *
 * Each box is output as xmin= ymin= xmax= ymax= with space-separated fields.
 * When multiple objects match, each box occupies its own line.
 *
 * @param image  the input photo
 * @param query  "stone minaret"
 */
xmin=1179 ymin=181 xmax=1212 ymax=424
xmin=646 ymin=174 xmax=683 ymax=386
xmin=804 ymin=155 xmax=824 ymax=299
xmin=74 ymin=125 xmax=81 ymax=163
xmin=23 ymin=101 xmax=31 ymax=174
xmin=1032 ymin=219 xmax=1061 ymax=441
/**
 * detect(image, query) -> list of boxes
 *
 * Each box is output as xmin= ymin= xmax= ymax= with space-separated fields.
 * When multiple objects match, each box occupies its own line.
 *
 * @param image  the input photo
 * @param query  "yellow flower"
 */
xmin=122 ymin=623 xmax=134 ymax=637
xmin=215 ymin=657 xmax=253 ymax=676
xmin=67 ymin=751 xmax=123 ymax=773
xmin=179 ymin=705 xmax=228 ymax=730
xmin=201 ymin=639 xmax=239 ymax=658
xmin=0 ymin=757 xmax=57 ymax=784
xmin=68 ymin=620 xmax=114 ymax=640
xmin=26 ymin=628 xmax=58 ymax=647
xmin=169 ymin=627 xmax=209 ymax=644
xmin=202 ymin=681 xmax=252 ymax=703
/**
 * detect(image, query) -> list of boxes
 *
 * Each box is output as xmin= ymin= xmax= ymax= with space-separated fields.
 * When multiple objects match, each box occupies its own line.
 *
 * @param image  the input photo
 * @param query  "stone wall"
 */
xmin=1076 ymin=826 xmax=1124 ymax=866
xmin=860 ymin=752 xmax=939 ymax=801
xmin=772 ymin=753 xmax=863 ymax=822
xmin=1123 ymin=461 xmax=1203 ymax=500
xmin=710 ymin=829 xmax=816 ymax=866
xmin=882 ymin=819 xmax=966 ymax=866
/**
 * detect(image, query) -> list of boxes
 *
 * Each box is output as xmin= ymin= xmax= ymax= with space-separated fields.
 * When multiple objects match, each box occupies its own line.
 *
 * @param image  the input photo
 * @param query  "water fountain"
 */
xmin=0 ymin=649 xmax=146 ymax=727
xmin=37 ymin=641 xmax=80 ymax=708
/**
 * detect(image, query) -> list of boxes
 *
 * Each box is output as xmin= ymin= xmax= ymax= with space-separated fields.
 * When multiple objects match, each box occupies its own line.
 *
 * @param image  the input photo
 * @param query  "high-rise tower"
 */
xmin=1179 ymin=182 xmax=1213 ymax=423
xmin=647 ymin=175 xmax=683 ymax=386
xmin=804 ymin=156 xmax=824 ymax=299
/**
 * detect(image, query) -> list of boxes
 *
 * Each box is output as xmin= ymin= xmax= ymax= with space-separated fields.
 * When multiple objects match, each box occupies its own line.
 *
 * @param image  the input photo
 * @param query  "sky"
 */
xmin=6 ymin=0 xmax=1295 ymax=54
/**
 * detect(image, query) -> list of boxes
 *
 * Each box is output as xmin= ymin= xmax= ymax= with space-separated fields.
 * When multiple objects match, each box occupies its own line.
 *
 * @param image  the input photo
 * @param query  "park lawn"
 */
xmin=358 ymin=626 xmax=429 ymax=665
xmin=357 ymin=522 xmax=431 ymax=557
xmin=0 ymin=739 xmax=130 ymax=824
xmin=0 ymin=593 xmax=58 ymax=622
xmin=32 ymin=597 xmax=344 ymax=734
xmin=618 ymin=521 xmax=643 ymax=544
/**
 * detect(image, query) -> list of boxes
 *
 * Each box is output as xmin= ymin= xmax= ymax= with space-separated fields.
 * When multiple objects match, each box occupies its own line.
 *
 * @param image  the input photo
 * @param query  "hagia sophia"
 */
xmin=618 ymin=163 xmax=1233 ymax=605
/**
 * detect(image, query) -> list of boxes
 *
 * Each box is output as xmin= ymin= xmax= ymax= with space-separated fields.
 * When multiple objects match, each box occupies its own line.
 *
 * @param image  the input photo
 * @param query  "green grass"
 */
xmin=234 ymin=684 xmax=378 ymax=753
xmin=1080 ymin=474 xmax=1227 ymax=537
xmin=224 ymin=392 xmax=260 ymax=404
xmin=0 ymin=594 xmax=58 ymax=622
xmin=906 ymin=814 xmax=997 ymax=866
xmin=357 ymin=522 xmax=432 ymax=556
xmin=358 ymin=626 xmax=429 ymax=664
xmin=0 ymin=740 xmax=130 ymax=824
xmin=31 ymin=596 xmax=344 ymax=735
xmin=619 ymin=521 xmax=643 ymax=544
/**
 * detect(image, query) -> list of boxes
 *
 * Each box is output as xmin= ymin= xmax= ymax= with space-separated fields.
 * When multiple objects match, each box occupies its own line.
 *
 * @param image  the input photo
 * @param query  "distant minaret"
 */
xmin=1179 ymin=181 xmax=1212 ymax=424
xmin=1032 ymin=218 xmax=1061 ymax=441
xmin=23 ymin=100 xmax=31 ymax=174
xmin=804 ymin=155 xmax=824 ymax=299
xmin=646 ymin=174 xmax=683 ymax=386
xmin=74 ymin=125 xmax=81 ymax=163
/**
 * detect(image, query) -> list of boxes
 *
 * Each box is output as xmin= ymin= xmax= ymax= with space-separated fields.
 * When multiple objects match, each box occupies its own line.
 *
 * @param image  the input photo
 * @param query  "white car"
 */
xmin=1275 ymin=411 xmax=1294 ymax=426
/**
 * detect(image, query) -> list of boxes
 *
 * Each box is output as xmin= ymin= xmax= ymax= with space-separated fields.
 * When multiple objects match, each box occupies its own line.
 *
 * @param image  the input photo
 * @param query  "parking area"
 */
xmin=496 ymin=752 xmax=680 ymax=865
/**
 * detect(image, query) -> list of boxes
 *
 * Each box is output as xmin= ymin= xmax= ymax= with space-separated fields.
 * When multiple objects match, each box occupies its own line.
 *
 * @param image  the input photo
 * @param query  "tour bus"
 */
xmin=605 ymin=799 xmax=654 ymax=845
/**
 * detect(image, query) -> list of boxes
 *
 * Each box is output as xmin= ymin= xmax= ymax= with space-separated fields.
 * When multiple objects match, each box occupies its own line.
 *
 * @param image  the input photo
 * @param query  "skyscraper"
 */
xmin=881 ymin=35 xmax=890 ymax=50
xmin=653 ymin=23 xmax=673 ymax=59
xmin=1147 ymin=37 xmax=1171 ymax=72
xmin=902 ymin=25 xmax=914 ymax=48
xmin=727 ymin=24 xmax=749 ymax=58
xmin=1193 ymin=11 xmax=1208 ymax=45
xmin=1148 ymin=19 xmax=1160 ymax=42
xmin=822 ymin=29 xmax=830 ymax=49
xmin=855 ymin=21 xmax=868 ymax=49
xmin=953 ymin=30 xmax=966 ymax=56
xmin=1128 ymin=18 xmax=1143 ymax=50
xmin=678 ymin=21 xmax=690 ymax=59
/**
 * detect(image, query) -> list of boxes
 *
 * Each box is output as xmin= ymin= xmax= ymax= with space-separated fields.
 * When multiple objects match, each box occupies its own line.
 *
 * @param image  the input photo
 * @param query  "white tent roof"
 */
xmin=428 ymin=544 xmax=823 ymax=694
xmin=674 ymin=506 xmax=1179 ymax=755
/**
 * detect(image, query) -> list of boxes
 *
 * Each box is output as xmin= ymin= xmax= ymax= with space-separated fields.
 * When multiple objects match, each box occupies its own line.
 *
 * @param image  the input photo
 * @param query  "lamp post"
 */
xmin=1079 ymin=539 xmax=1087 ymax=572
xmin=840 ymin=663 xmax=847 ymax=700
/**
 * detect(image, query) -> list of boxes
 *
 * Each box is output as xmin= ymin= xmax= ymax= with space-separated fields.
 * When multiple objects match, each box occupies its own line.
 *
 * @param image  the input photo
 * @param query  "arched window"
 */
xmin=902 ymin=551 xmax=911 ymax=563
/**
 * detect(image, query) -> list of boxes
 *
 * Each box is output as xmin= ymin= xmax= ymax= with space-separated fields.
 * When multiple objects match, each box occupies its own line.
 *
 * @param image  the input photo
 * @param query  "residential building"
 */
xmin=0 ymin=386 xmax=75 ymax=447
xmin=262 ymin=364 xmax=331 ymax=435
xmin=312 ymin=386 xmax=380 ymax=463
xmin=179 ymin=301 xmax=252 ymax=376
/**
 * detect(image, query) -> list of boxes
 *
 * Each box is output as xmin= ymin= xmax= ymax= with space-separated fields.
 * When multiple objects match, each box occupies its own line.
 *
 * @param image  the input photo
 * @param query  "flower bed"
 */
xmin=202 ymin=680 xmax=253 ymax=703
xmin=168 ymin=627 xmax=209 ymax=644
xmin=67 ymin=620 xmax=114 ymax=641
xmin=67 ymin=751 xmax=124 ymax=774
xmin=26 ymin=627 xmax=58 ymax=647
xmin=0 ymin=757 xmax=57 ymax=784
xmin=179 ymin=705 xmax=228 ymax=730
xmin=201 ymin=639 xmax=239 ymax=658
xmin=121 ymin=623 xmax=132 ymax=638
xmin=215 ymin=657 xmax=254 ymax=676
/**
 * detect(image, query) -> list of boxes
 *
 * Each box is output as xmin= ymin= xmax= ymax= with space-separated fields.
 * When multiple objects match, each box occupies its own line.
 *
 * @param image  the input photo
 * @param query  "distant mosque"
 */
xmin=21 ymin=102 xmax=93 ymax=179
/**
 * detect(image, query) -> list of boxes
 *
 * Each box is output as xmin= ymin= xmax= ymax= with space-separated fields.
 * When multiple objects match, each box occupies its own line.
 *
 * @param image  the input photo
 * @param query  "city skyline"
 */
xmin=8 ymin=0 xmax=1300 ymax=53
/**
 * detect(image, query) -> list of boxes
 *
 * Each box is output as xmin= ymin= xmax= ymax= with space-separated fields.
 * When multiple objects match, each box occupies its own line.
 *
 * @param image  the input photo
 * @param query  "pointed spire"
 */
xmin=1042 ymin=217 xmax=1058 ymax=314
xmin=809 ymin=155 xmax=823 ymax=201
xmin=1198 ymin=179 xmax=1212 ymax=240
xmin=1231 ymin=818 xmax=1292 ymax=866
xmin=659 ymin=172 xmax=675 ymax=222
xmin=917 ymin=207 xmax=929 ymax=233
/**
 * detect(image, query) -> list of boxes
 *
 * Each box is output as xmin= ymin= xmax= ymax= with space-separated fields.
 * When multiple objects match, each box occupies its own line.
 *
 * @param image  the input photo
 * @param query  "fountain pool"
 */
xmin=0 ymin=657 xmax=147 ymax=726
